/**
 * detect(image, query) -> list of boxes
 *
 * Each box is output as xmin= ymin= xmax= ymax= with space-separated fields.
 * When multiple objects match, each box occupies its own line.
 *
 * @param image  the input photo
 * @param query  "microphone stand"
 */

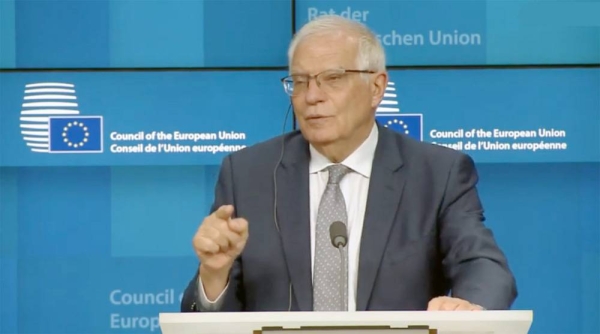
xmin=337 ymin=245 xmax=347 ymax=311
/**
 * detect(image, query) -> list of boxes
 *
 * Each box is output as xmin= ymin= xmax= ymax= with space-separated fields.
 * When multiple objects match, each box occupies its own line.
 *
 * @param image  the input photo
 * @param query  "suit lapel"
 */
xmin=276 ymin=134 xmax=313 ymax=311
xmin=356 ymin=125 xmax=406 ymax=311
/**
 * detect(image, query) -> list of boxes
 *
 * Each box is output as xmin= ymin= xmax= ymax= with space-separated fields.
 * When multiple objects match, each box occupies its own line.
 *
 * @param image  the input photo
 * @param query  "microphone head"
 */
xmin=329 ymin=221 xmax=348 ymax=248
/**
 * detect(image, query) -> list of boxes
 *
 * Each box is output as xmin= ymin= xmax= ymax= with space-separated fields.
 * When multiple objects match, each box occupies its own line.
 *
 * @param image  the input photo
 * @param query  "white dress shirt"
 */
xmin=198 ymin=123 xmax=378 ymax=311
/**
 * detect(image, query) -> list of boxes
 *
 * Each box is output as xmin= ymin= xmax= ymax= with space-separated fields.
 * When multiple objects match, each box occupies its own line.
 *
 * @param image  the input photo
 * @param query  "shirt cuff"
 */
xmin=197 ymin=275 xmax=229 ymax=311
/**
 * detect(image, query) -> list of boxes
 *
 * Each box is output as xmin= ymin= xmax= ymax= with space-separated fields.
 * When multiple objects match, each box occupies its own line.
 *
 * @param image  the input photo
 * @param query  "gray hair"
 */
xmin=287 ymin=15 xmax=386 ymax=73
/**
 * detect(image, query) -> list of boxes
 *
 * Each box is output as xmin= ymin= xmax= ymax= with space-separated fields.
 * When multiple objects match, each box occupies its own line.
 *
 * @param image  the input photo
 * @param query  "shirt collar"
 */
xmin=309 ymin=123 xmax=378 ymax=178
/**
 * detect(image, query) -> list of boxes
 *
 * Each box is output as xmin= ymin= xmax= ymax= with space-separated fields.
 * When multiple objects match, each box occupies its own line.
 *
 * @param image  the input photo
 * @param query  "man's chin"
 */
xmin=301 ymin=130 xmax=336 ymax=147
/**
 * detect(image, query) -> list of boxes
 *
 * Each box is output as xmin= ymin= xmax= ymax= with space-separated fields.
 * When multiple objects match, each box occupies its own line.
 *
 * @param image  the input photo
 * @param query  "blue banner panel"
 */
xmin=485 ymin=1 xmax=600 ymax=65
xmin=17 ymin=167 xmax=112 ymax=257
xmin=0 ymin=0 xmax=16 ymax=68
xmin=295 ymin=0 xmax=600 ymax=66
xmin=16 ymin=257 xmax=196 ymax=333
xmin=7 ymin=0 xmax=291 ymax=68
xmin=477 ymin=162 xmax=600 ymax=334
xmin=0 ymin=70 xmax=292 ymax=167
xmin=203 ymin=0 xmax=292 ymax=67
xmin=110 ymin=165 xmax=220 ymax=257
xmin=2 ymin=68 xmax=597 ymax=166
xmin=108 ymin=0 xmax=205 ymax=68
xmin=375 ymin=68 xmax=600 ymax=163
xmin=15 ymin=0 xmax=111 ymax=68
xmin=0 ymin=168 xmax=18 ymax=334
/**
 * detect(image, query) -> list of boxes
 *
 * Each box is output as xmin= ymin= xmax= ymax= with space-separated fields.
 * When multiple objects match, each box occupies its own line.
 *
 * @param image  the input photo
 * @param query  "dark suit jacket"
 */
xmin=181 ymin=123 xmax=517 ymax=312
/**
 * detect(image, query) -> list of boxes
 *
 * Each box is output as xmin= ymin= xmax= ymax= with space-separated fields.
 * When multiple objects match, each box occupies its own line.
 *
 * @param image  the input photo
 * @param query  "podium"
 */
xmin=159 ymin=310 xmax=533 ymax=334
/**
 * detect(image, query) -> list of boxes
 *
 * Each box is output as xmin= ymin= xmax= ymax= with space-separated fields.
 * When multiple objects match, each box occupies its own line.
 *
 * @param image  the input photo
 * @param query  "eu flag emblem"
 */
xmin=376 ymin=114 xmax=423 ymax=141
xmin=48 ymin=116 xmax=103 ymax=153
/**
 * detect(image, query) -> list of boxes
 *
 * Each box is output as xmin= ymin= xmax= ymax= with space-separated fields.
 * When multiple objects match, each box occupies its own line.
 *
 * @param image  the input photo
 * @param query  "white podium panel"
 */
xmin=159 ymin=310 xmax=533 ymax=334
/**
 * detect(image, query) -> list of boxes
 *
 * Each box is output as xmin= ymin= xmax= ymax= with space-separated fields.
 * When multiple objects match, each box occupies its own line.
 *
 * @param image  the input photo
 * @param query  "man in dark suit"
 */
xmin=181 ymin=15 xmax=517 ymax=312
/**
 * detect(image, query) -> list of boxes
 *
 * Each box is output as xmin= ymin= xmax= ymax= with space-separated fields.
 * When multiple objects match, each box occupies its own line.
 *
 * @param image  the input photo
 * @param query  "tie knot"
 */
xmin=327 ymin=164 xmax=350 ymax=184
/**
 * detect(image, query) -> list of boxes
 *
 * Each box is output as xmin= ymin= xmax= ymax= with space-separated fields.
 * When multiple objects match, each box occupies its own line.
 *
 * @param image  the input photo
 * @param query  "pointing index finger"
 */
xmin=214 ymin=205 xmax=234 ymax=221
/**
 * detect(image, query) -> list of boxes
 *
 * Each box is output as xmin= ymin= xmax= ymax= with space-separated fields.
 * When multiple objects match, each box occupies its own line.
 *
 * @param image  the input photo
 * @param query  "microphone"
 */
xmin=329 ymin=221 xmax=348 ymax=311
xmin=329 ymin=221 xmax=348 ymax=248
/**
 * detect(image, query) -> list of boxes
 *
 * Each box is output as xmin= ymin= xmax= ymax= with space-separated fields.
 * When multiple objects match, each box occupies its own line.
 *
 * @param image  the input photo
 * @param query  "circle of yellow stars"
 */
xmin=62 ymin=121 xmax=89 ymax=148
xmin=384 ymin=119 xmax=410 ymax=135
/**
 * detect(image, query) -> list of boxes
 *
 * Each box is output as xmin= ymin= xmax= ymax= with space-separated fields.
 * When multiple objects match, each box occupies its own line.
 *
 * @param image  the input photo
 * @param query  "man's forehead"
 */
xmin=296 ymin=32 xmax=356 ymax=53
xmin=291 ymin=33 xmax=357 ymax=73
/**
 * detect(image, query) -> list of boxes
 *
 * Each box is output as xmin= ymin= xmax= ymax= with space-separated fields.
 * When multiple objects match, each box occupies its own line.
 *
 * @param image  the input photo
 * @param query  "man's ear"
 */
xmin=371 ymin=71 xmax=389 ymax=108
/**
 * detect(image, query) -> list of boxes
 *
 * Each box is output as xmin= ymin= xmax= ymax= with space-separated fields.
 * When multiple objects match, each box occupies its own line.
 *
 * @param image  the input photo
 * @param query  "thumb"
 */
xmin=214 ymin=205 xmax=234 ymax=220
xmin=427 ymin=297 xmax=445 ymax=311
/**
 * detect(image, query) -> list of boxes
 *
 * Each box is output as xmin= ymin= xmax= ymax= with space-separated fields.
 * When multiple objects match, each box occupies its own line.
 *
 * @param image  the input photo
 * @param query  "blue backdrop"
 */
xmin=297 ymin=0 xmax=600 ymax=66
xmin=1 ymin=1 xmax=599 ymax=334
xmin=1 ymin=0 xmax=598 ymax=68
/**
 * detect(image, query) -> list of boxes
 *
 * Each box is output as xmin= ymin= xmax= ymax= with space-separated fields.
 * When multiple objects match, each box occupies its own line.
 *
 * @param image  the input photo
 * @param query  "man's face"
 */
xmin=289 ymin=32 xmax=385 ymax=149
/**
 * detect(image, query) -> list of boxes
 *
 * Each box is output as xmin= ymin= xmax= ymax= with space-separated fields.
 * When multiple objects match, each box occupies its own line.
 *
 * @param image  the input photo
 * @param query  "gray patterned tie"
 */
xmin=313 ymin=164 xmax=351 ymax=311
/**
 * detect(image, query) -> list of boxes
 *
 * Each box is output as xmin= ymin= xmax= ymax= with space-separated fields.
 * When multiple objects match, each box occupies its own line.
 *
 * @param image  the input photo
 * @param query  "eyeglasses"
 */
xmin=280 ymin=68 xmax=375 ymax=96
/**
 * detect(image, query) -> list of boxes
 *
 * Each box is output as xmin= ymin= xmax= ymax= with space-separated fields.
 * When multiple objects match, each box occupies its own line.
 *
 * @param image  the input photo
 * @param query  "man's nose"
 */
xmin=304 ymin=79 xmax=326 ymax=105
